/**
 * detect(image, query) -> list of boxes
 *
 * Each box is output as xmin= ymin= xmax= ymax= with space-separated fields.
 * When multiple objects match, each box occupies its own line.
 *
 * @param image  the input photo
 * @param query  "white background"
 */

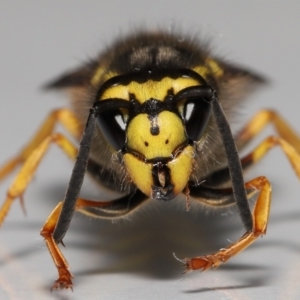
xmin=0 ymin=1 xmax=300 ymax=299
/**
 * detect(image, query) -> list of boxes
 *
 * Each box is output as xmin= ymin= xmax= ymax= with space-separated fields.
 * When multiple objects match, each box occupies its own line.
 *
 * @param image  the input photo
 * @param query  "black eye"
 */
xmin=174 ymin=86 xmax=213 ymax=142
xmin=183 ymin=97 xmax=212 ymax=141
xmin=97 ymin=108 xmax=127 ymax=150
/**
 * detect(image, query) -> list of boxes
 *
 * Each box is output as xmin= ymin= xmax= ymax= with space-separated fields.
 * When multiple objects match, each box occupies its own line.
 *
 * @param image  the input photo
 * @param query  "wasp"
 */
xmin=0 ymin=30 xmax=300 ymax=290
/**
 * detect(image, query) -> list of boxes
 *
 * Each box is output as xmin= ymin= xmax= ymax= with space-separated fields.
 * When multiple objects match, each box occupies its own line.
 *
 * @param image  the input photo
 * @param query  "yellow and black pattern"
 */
xmin=92 ymin=66 xmax=216 ymax=201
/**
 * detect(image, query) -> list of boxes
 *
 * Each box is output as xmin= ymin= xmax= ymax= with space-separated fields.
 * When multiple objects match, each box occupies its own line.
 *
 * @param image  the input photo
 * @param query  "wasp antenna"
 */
xmin=53 ymin=107 xmax=97 ymax=243
xmin=212 ymin=95 xmax=253 ymax=232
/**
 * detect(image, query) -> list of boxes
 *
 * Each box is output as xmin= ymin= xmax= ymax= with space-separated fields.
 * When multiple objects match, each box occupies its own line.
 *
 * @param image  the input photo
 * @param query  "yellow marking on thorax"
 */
xmin=193 ymin=58 xmax=224 ymax=80
xmin=207 ymin=58 xmax=224 ymax=77
xmin=100 ymin=77 xmax=200 ymax=103
xmin=91 ymin=67 xmax=119 ymax=87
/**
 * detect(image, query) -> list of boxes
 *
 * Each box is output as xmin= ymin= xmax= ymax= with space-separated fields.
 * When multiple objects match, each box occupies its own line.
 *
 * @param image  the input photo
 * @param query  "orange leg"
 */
xmin=0 ymin=108 xmax=82 ymax=182
xmin=184 ymin=176 xmax=271 ymax=271
xmin=236 ymin=109 xmax=300 ymax=152
xmin=205 ymin=110 xmax=300 ymax=187
xmin=0 ymin=108 xmax=82 ymax=225
xmin=40 ymin=199 xmax=115 ymax=290
xmin=183 ymin=134 xmax=300 ymax=271
xmin=242 ymin=136 xmax=300 ymax=177
xmin=40 ymin=191 xmax=148 ymax=289
xmin=0 ymin=133 xmax=78 ymax=225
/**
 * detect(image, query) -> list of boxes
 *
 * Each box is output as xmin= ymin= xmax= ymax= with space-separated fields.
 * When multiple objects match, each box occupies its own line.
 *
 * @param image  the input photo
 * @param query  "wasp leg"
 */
xmin=235 ymin=109 xmax=300 ymax=152
xmin=0 ymin=133 xmax=78 ymax=225
xmin=188 ymin=185 xmax=257 ymax=208
xmin=77 ymin=190 xmax=148 ymax=219
xmin=185 ymin=135 xmax=300 ymax=271
xmin=0 ymin=109 xmax=82 ymax=182
xmin=40 ymin=190 xmax=148 ymax=290
xmin=242 ymin=136 xmax=300 ymax=177
xmin=207 ymin=109 xmax=300 ymax=187
xmin=184 ymin=176 xmax=271 ymax=272
xmin=205 ymin=133 xmax=300 ymax=187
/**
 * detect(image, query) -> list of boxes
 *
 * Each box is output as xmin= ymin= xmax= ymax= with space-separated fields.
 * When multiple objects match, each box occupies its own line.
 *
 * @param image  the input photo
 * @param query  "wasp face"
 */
xmin=124 ymin=101 xmax=194 ymax=200
xmin=96 ymin=69 xmax=212 ymax=200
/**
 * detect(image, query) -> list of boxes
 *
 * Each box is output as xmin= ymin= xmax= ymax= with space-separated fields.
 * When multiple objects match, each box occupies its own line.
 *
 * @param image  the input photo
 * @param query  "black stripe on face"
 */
xmin=149 ymin=116 xmax=160 ymax=136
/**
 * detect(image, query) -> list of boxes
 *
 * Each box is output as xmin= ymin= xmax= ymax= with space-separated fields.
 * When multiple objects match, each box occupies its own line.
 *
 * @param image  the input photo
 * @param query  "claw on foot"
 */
xmin=173 ymin=253 xmax=192 ymax=273
xmin=174 ymin=252 xmax=230 ymax=273
xmin=187 ymin=255 xmax=216 ymax=271
xmin=51 ymin=268 xmax=73 ymax=291
xmin=19 ymin=195 xmax=27 ymax=216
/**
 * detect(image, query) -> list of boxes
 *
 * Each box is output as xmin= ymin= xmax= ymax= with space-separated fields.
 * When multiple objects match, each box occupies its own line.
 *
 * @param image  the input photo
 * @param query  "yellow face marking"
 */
xmin=123 ymin=145 xmax=194 ymax=198
xmin=167 ymin=145 xmax=194 ymax=196
xmin=126 ymin=111 xmax=187 ymax=160
xmin=123 ymin=154 xmax=153 ymax=196
xmin=99 ymin=77 xmax=199 ymax=103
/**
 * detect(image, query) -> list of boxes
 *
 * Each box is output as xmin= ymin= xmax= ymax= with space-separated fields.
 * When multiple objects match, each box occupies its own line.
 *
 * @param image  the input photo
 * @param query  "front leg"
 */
xmin=182 ymin=132 xmax=300 ymax=271
xmin=40 ymin=191 xmax=148 ymax=290
xmin=40 ymin=202 xmax=73 ymax=290
xmin=183 ymin=176 xmax=271 ymax=272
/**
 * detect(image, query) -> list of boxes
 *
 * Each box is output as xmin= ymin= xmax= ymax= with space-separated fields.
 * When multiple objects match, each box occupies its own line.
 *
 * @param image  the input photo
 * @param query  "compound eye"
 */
xmin=183 ymin=97 xmax=212 ymax=142
xmin=97 ymin=108 xmax=127 ymax=150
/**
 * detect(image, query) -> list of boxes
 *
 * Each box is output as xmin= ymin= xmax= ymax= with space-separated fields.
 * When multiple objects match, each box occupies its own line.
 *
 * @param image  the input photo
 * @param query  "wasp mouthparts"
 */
xmin=151 ymin=162 xmax=174 ymax=200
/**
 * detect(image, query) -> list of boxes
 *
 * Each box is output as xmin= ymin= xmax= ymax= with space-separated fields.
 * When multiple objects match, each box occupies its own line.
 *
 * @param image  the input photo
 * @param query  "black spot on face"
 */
xmin=150 ymin=126 xmax=160 ymax=135
xmin=145 ymin=141 xmax=149 ymax=147
xmin=165 ymin=139 xmax=169 ymax=144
